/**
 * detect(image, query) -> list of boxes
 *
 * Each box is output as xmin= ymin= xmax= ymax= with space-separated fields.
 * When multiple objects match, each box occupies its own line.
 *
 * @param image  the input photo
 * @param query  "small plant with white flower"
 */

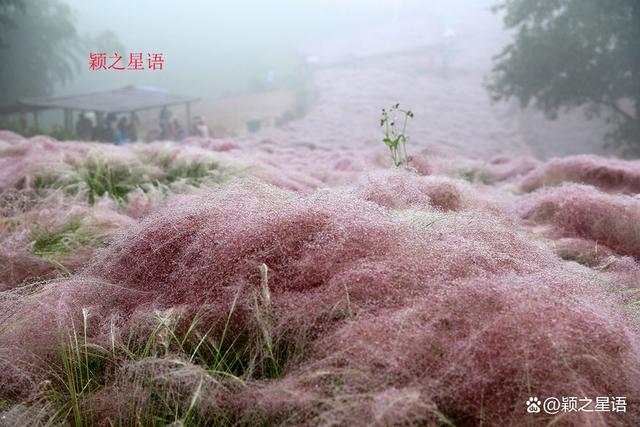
xmin=380 ymin=103 xmax=414 ymax=167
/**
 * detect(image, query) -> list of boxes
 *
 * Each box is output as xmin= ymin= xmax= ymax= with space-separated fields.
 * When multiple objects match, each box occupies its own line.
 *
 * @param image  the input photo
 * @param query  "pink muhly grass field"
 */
xmin=1 ymin=132 xmax=640 ymax=426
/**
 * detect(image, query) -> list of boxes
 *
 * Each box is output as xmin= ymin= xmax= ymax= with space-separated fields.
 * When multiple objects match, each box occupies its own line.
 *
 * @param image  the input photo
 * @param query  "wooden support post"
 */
xmin=130 ymin=112 xmax=135 ymax=142
xmin=64 ymin=109 xmax=72 ymax=132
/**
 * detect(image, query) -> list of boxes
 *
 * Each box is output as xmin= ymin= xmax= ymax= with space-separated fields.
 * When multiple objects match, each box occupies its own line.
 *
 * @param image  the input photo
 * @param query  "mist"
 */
xmin=42 ymin=0 xmax=608 ymax=157
xmin=60 ymin=0 xmax=498 ymax=97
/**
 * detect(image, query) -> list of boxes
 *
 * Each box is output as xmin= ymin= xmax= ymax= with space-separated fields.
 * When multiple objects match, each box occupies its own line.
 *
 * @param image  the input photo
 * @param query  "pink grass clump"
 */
xmin=552 ymin=237 xmax=616 ymax=267
xmin=183 ymin=136 xmax=240 ymax=152
xmin=520 ymin=184 xmax=640 ymax=260
xmin=85 ymin=179 xmax=557 ymax=307
xmin=281 ymin=273 xmax=640 ymax=426
xmin=0 ymin=137 xmax=91 ymax=190
xmin=0 ymin=192 xmax=134 ymax=290
xmin=0 ymin=277 xmax=150 ymax=400
xmin=0 ymin=180 xmax=555 ymax=376
xmin=407 ymin=152 xmax=434 ymax=175
xmin=352 ymin=169 xmax=480 ymax=211
xmin=520 ymin=155 xmax=640 ymax=194
xmin=482 ymin=154 xmax=540 ymax=182
xmin=122 ymin=187 xmax=168 ymax=219
xmin=0 ymin=252 xmax=52 ymax=292
xmin=0 ymin=129 xmax=25 ymax=144
xmin=244 ymin=140 xmax=391 ymax=190
xmin=2 ymin=179 xmax=640 ymax=425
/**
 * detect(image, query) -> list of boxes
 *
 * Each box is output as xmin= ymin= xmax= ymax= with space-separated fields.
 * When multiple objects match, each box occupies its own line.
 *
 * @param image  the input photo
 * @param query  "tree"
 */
xmin=0 ymin=0 xmax=83 ymax=102
xmin=0 ymin=0 xmax=24 ymax=48
xmin=489 ymin=0 xmax=640 ymax=154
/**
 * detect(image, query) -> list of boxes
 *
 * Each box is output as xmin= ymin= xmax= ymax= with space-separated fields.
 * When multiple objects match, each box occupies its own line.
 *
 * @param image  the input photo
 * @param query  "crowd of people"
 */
xmin=75 ymin=107 xmax=211 ymax=144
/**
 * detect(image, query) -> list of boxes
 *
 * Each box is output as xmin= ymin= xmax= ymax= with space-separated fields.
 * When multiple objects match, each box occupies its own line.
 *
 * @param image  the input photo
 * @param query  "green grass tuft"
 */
xmin=32 ymin=156 xmax=233 ymax=205
xmin=458 ymin=169 xmax=494 ymax=185
xmin=78 ymin=159 xmax=143 ymax=204
xmin=31 ymin=218 xmax=103 ymax=262
xmin=30 ymin=264 xmax=303 ymax=426
xmin=164 ymin=160 xmax=231 ymax=187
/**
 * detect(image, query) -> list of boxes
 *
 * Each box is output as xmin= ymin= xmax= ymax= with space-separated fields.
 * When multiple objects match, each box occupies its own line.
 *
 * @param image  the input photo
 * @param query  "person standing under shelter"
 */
xmin=159 ymin=106 xmax=172 ymax=139
xmin=76 ymin=112 xmax=93 ymax=141
xmin=127 ymin=112 xmax=140 ymax=142
xmin=193 ymin=115 xmax=210 ymax=138
xmin=115 ymin=116 xmax=130 ymax=145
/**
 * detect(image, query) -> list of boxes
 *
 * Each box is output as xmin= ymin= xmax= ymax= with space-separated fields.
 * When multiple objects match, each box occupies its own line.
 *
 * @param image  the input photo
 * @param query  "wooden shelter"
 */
xmin=0 ymin=85 xmax=199 ymax=133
